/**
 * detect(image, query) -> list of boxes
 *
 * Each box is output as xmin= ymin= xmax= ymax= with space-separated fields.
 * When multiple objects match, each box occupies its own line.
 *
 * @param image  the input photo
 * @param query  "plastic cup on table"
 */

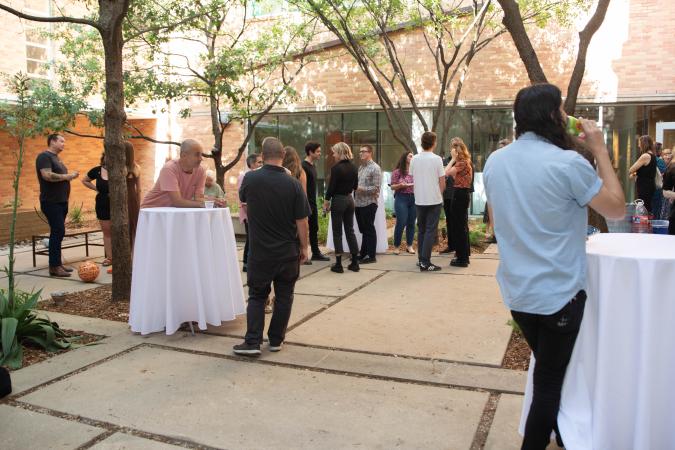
xmin=204 ymin=200 xmax=215 ymax=209
xmin=650 ymin=220 xmax=669 ymax=234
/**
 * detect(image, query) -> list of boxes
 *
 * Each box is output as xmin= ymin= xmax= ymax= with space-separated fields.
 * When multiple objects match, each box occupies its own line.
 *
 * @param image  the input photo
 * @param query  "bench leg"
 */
xmin=32 ymin=237 xmax=37 ymax=267
xmin=85 ymin=233 xmax=89 ymax=257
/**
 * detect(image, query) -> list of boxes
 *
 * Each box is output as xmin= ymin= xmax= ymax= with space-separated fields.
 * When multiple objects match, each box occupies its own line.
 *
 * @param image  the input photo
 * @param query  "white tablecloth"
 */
xmin=521 ymin=233 xmax=675 ymax=449
xmin=129 ymin=207 xmax=246 ymax=335
xmin=326 ymin=192 xmax=388 ymax=254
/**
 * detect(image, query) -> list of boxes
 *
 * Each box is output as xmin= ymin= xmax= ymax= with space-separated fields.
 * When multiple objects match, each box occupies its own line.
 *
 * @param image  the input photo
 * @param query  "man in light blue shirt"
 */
xmin=483 ymin=84 xmax=624 ymax=450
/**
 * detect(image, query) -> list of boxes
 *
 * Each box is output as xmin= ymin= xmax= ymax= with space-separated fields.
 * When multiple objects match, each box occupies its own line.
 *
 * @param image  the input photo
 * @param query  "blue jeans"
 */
xmin=40 ymin=201 xmax=68 ymax=267
xmin=394 ymin=193 xmax=416 ymax=247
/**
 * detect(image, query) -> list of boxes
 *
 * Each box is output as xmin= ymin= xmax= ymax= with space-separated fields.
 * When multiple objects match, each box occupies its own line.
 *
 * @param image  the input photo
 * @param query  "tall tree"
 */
xmin=496 ymin=0 xmax=610 ymax=114
xmin=0 ymin=0 xmax=190 ymax=300
xmin=291 ymin=0 xmax=566 ymax=153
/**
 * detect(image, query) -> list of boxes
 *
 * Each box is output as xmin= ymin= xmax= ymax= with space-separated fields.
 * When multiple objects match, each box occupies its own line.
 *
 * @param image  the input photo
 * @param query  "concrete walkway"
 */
xmin=0 ymin=241 xmax=560 ymax=450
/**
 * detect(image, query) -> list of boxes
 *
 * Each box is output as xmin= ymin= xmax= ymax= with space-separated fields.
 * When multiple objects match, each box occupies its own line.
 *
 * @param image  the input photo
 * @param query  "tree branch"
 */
xmin=0 ymin=3 xmax=100 ymax=29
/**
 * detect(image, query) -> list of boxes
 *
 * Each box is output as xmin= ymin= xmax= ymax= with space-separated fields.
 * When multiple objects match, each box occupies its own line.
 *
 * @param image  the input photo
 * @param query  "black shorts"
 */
xmin=95 ymin=197 xmax=111 ymax=221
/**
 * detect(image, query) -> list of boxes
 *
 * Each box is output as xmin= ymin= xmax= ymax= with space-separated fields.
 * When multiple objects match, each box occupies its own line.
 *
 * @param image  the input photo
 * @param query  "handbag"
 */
xmin=655 ymin=168 xmax=663 ymax=189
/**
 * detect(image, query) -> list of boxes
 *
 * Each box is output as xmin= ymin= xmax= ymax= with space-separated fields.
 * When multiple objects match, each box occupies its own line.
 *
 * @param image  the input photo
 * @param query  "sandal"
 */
xmin=102 ymin=258 xmax=113 ymax=267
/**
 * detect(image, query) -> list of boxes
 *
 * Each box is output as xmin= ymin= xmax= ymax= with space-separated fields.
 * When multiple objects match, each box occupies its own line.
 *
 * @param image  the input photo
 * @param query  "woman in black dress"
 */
xmin=629 ymin=135 xmax=657 ymax=214
xmin=82 ymin=152 xmax=112 ymax=266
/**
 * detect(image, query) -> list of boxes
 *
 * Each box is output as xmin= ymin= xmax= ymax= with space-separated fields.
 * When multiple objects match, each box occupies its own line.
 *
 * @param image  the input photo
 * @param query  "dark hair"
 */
xmin=305 ymin=141 xmax=321 ymax=156
xmin=100 ymin=152 xmax=106 ymax=167
xmin=513 ymin=83 xmax=574 ymax=150
xmin=47 ymin=133 xmax=62 ymax=147
xmin=246 ymin=153 xmax=260 ymax=168
xmin=421 ymin=131 xmax=437 ymax=150
xmin=637 ymin=135 xmax=654 ymax=155
xmin=360 ymin=144 xmax=374 ymax=153
xmin=261 ymin=137 xmax=284 ymax=161
xmin=395 ymin=151 xmax=412 ymax=175
xmin=282 ymin=146 xmax=302 ymax=179
xmin=124 ymin=141 xmax=135 ymax=174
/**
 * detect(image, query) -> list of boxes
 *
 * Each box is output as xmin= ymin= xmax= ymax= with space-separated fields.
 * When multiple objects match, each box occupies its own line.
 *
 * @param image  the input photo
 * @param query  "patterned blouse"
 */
xmin=453 ymin=160 xmax=473 ymax=189
xmin=391 ymin=168 xmax=414 ymax=195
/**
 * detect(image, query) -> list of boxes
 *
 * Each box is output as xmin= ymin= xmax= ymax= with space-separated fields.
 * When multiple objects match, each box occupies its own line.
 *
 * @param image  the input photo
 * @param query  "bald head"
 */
xmin=179 ymin=139 xmax=204 ymax=170
xmin=261 ymin=137 xmax=285 ymax=163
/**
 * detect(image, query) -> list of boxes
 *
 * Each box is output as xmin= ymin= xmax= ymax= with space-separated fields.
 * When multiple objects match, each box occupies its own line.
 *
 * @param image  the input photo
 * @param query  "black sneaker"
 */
xmin=419 ymin=263 xmax=442 ymax=272
xmin=330 ymin=263 xmax=344 ymax=273
xmin=311 ymin=253 xmax=330 ymax=261
xmin=269 ymin=342 xmax=283 ymax=352
xmin=360 ymin=256 xmax=377 ymax=264
xmin=450 ymin=258 xmax=469 ymax=268
xmin=347 ymin=260 xmax=360 ymax=272
xmin=233 ymin=342 xmax=261 ymax=356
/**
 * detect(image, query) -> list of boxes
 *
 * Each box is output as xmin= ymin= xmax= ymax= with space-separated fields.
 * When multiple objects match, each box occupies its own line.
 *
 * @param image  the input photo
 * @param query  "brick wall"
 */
xmin=0 ymin=117 xmax=159 ymax=241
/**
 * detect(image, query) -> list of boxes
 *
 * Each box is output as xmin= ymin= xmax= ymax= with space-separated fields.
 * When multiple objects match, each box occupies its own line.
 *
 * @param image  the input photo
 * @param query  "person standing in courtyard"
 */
xmin=355 ymin=144 xmax=381 ymax=264
xmin=141 ymin=139 xmax=214 ymax=209
xmin=82 ymin=152 xmax=113 ymax=267
xmin=233 ymin=137 xmax=310 ymax=355
xmin=410 ymin=131 xmax=445 ymax=271
xmin=303 ymin=141 xmax=330 ymax=262
xmin=444 ymin=137 xmax=473 ymax=268
xmin=390 ymin=151 xmax=416 ymax=254
xmin=36 ymin=133 xmax=79 ymax=277
xmin=238 ymin=153 xmax=262 ymax=273
xmin=324 ymin=142 xmax=360 ymax=273
xmin=484 ymin=83 xmax=625 ymax=450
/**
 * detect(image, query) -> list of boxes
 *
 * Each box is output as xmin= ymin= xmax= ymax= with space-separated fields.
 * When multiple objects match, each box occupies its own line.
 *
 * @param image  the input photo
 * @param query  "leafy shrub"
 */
xmin=68 ymin=204 xmax=85 ymax=227
xmin=0 ymin=289 xmax=72 ymax=369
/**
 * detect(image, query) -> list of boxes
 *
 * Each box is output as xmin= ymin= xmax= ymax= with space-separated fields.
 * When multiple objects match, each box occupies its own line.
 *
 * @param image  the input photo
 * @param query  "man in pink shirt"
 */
xmin=141 ymin=139 xmax=216 ymax=208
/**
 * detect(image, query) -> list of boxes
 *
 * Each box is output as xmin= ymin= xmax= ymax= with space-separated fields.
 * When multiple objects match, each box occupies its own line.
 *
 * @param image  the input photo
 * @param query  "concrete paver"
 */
xmin=0 ymin=273 xmax=101 ymax=300
xmin=91 ymin=433 xmax=184 ymax=450
xmin=0 ymin=404 xmax=103 ymax=449
xmin=20 ymin=346 xmax=488 ymax=449
xmin=294 ymin=266 xmax=384 ymax=296
xmin=287 ymin=270 xmax=511 ymax=365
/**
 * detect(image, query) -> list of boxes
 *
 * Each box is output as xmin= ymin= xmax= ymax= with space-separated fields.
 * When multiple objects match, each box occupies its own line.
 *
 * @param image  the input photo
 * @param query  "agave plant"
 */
xmin=0 ymin=289 xmax=72 ymax=369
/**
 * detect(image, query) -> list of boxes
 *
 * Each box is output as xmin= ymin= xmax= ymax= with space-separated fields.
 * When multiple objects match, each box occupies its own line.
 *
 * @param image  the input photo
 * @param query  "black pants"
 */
xmin=511 ymin=291 xmax=587 ymax=450
xmin=355 ymin=203 xmax=377 ymax=259
xmin=40 ymin=201 xmax=68 ymax=267
xmin=308 ymin=202 xmax=321 ymax=255
xmin=416 ymin=203 xmax=442 ymax=265
xmin=443 ymin=197 xmax=454 ymax=250
xmin=450 ymin=188 xmax=470 ymax=261
xmin=243 ymin=221 xmax=249 ymax=265
xmin=330 ymin=194 xmax=359 ymax=256
xmin=245 ymin=258 xmax=300 ymax=346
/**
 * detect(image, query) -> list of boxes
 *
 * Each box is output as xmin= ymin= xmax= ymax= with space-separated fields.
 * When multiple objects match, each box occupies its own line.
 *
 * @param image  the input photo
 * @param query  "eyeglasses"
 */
xmin=359 ymin=150 xmax=370 ymax=153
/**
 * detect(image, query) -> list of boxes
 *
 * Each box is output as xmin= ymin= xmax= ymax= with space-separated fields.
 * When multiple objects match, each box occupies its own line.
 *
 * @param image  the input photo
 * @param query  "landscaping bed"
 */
xmin=7 ymin=330 xmax=104 ymax=371
xmin=40 ymin=285 xmax=129 ymax=323
xmin=502 ymin=328 xmax=530 ymax=371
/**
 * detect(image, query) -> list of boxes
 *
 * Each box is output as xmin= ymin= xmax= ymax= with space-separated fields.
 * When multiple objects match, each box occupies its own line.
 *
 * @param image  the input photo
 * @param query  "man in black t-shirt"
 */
xmin=35 ymin=134 xmax=79 ymax=277
xmin=302 ymin=141 xmax=329 ymax=262
xmin=234 ymin=137 xmax=310 ymax=356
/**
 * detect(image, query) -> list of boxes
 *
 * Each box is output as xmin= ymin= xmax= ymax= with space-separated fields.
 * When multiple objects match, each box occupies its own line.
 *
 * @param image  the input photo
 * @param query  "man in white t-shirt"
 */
xmin=409 ymin=131 xmax=446 ymax=271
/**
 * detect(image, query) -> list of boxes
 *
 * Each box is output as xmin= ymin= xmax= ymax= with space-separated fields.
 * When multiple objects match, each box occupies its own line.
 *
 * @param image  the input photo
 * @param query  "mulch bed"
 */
xmin=8 ymin=329 xmax=104 ymax=372
xmin=40 ymin=285 xmax=129 ymax=323
xmin=502 ymin=329 xmax=531 ymax=371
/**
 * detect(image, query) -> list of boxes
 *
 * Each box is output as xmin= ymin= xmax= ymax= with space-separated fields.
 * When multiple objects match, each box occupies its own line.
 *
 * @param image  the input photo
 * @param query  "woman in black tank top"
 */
xmin=629 ymin=135 xmax=657 ymax=213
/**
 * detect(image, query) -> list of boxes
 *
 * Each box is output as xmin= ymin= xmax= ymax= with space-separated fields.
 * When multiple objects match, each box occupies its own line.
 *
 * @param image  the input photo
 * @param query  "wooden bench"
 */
xmin=32 ymin=228 xmax=104 ymax=267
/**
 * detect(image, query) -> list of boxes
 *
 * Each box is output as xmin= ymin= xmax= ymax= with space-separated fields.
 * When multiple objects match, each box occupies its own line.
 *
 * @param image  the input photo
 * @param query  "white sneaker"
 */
xmin=406 ymin=246 xmax=416 ymax=254
xmin=269 ymin=342 xmax=283 ymax=352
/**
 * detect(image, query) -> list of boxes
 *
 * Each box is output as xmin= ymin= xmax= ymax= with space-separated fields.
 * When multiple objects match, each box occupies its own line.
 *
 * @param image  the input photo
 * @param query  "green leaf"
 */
xmin=1 ymin=317 xmax=19 ymax=357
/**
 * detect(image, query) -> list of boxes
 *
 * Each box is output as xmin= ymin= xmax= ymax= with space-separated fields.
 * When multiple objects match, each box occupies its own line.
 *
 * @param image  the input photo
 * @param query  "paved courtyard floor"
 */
xmin=0 ymin=238 xmax=563 ymax=449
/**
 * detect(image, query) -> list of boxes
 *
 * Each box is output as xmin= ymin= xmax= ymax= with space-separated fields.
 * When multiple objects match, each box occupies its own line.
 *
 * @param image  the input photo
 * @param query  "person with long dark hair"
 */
xmin=629 ymin=135 xmax=657 ymax=214
xmin=82 ymin=152 xmax=112 ymax=266
xmin=484 ymin=83 xmax=625 ymax=449
xmin=124 ymin=141 xmax=142 ymax=250
xmin=444 ymin=137 xmax=473 ymax=267
xmin=323 ymin=142 xmax=360 ymax=273
xmin=390 ymin=151 xmax=416 ymax=254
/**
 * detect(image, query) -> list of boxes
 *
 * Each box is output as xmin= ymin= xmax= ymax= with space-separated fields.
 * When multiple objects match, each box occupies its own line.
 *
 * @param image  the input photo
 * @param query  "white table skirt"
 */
xmin=129 ymin=207 xmax=246 ymax=335
xmin=521 ymin=233 xmax=675 ymax=449
xmin=326 ymin=192 xmax=388 ymax=254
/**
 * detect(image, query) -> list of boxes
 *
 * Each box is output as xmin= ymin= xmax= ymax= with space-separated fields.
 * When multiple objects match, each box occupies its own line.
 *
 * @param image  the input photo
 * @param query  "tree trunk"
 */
xmin=496 ymin=0 xmax=548 ymax=84
xmin=563 ymin=0 xmax=611 ymax=114
xmin=99 ymin=0 xmax=132 ymax=301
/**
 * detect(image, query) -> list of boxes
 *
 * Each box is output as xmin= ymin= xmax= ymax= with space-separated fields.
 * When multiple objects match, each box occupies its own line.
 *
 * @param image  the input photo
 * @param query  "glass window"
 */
xmin=471 ymin=109 xmax=514 ymax=172
xmin=436 ymin=108 xmax=472 ymax=160
xmin=249 ymin=116 xmax=279 ymax=154
xmin=378 ymin=111 xmax=412 ymax=173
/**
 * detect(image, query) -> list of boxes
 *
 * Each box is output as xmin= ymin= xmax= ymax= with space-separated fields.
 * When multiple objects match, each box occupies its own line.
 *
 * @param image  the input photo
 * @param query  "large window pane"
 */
xmin=249 ymin=115 xmax=278 ymax=154
xmin=436 ymin=108 xmax=472 ymax=159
